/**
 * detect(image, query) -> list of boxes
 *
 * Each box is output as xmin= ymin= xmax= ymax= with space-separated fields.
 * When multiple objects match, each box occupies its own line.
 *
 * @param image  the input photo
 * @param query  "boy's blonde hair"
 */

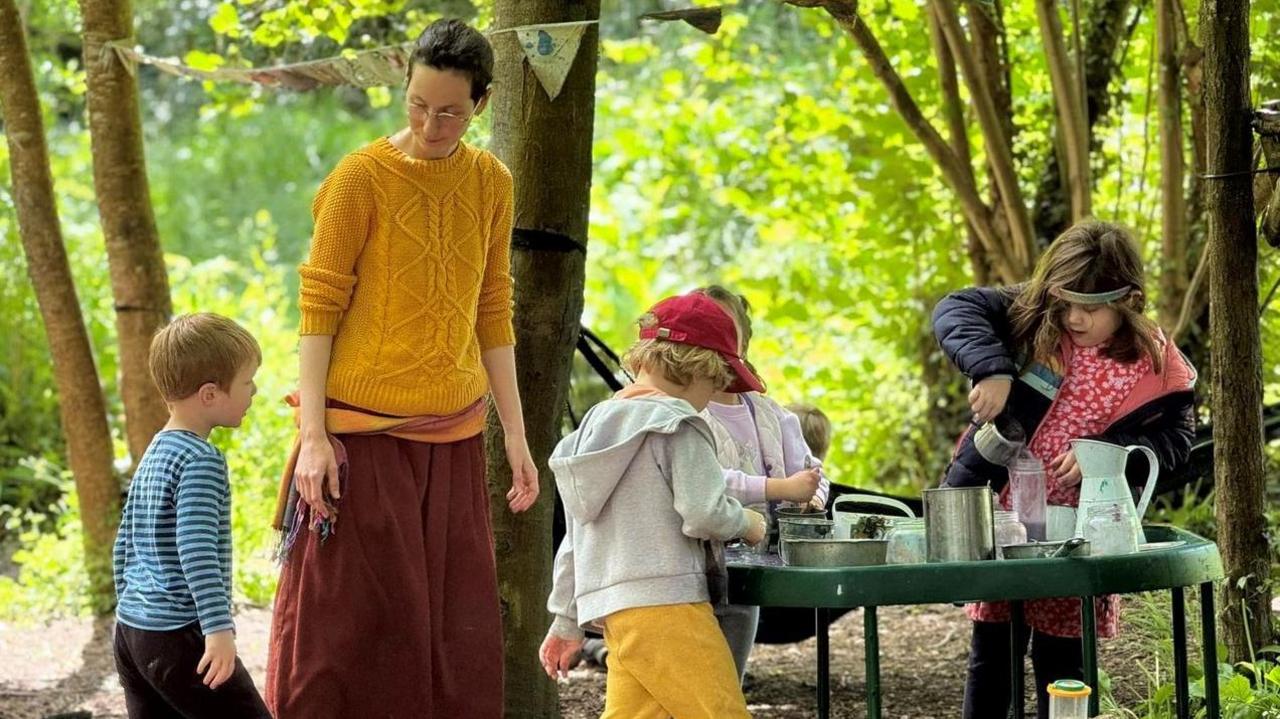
xmin=787 ymin=403 xmax=833 ymax=460
xmin=622 ymin=313 xmax=736 ymax=390
xmin=149 ymin=313 xmax=261 ymax=401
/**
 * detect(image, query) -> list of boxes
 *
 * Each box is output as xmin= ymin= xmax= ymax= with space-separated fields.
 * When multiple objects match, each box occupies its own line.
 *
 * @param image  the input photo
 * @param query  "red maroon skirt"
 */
xmin=265 ymin=432 xmax=503 ymax=718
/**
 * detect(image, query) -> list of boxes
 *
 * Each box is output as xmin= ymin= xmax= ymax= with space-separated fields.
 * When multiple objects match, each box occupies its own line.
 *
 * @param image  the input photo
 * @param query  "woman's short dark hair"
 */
xmin=409 ymin=19 xmax=494 ymax=102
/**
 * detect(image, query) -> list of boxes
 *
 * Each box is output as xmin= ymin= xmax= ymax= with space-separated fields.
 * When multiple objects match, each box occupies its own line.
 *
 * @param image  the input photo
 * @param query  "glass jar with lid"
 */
xmin=885 ymin=518 xmax=927 ymax=564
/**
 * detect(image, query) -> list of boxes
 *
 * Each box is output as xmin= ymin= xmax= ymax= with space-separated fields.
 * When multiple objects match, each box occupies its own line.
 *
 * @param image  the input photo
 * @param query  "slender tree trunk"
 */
xmin=931 ymin=0 xmax=1037 ymax=271
xmin=1032 ymin=0 xmax=1134 ymax=242
xmin=1172 ymin=39 xmax=1210 ymax=367
xmin=1156 ymin=0 xmax=1187 ymax=330
xmin=927 ymin=4 xmax=989 ymax=285
xmin=1201 ymin=0 xmax=1272 ymax=662
xmin=1035 ymin=0 xmax=1092 ymax=221
xmin=964 ymin=0 xmax=1020 ymax=278
xmin=487 ymin=2 xmax=599 ymax=716
xmin=0 ymin=0 xmax=120 ymax=612
xmin=78 ymin=0 xmax=171 ymax=465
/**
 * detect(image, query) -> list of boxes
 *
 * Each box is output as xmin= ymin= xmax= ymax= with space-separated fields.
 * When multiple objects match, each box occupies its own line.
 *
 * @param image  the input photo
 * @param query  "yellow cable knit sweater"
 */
xmin=298 ymin=137 xmax=515 ymax=417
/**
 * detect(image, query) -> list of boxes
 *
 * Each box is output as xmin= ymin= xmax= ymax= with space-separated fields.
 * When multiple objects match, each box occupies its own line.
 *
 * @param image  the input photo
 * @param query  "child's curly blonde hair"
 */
xmin=622 ymin=312 xmax=736 ymax=390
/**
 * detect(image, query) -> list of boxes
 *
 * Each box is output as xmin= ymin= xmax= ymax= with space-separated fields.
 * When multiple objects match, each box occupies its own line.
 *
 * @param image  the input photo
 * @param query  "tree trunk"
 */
xmin=1201 ymin=0 xmax=1272 ymax=662
xmin=487 ymin=3 xmax=599 ymax=716
xmin=1156 ymin=0 xmax=1187 ymax=330
xmin=1172 ymin=39 xmax=1210 ymax=370
xmin=927 ymin=4 xmax=990 ymax=285
xmin=931 ymin=0 xmax=1037 ymax=272
xmin=964 ymin=0 xmax=1019 ymax=280
xmin=0 ymin=0 xmax=120 ymax=613
xmin=1031 ymin=0 xmax=1134 ymax=243
xmin=1035 ymin=0 xmax=1092 ymax=221
xmin=79 ymin=0 xmax=171 ymax=465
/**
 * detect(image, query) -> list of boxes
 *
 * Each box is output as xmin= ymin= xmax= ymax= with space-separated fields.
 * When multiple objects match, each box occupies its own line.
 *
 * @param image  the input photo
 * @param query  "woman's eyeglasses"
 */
xmin=408 ymin=103 xmax=473 ymax=128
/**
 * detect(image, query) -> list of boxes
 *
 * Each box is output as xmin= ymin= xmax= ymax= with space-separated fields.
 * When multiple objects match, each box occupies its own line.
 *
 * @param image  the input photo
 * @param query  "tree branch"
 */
xmin=779 ymin=2 xmax=1017 ymax=281
xmin=1156 ymin=0 xmax=1188 ymax=328
xmin=931 ymin=0 xmax=1037 ymax=274
xmin=1035 ymin=0 xmax=1092 ymax=221
xmin=1170 ymin=238 xmax=1208 ymax=344
xmin=927 ymin=4 xmax=988 ymax=284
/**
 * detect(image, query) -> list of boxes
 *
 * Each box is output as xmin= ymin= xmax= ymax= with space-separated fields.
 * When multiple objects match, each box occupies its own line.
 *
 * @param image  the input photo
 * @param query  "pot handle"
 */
xmin=832 ymin=494 xmax=915 ymax=518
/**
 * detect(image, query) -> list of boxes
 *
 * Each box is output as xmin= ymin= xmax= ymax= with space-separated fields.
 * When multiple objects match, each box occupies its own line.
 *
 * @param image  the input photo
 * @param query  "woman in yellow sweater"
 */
xmin=265 ymin=19 xmax=538 ymax=718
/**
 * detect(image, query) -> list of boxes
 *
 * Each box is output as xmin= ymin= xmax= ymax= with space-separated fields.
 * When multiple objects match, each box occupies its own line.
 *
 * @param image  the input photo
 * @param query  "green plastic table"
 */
xmin=727 ymin=525 xmax=1223 ymax=719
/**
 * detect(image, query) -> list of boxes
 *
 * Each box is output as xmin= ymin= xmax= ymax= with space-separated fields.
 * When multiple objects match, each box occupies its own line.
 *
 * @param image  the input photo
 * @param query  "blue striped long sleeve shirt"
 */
xmin=113 ymin=430 xmax=235 ymax=635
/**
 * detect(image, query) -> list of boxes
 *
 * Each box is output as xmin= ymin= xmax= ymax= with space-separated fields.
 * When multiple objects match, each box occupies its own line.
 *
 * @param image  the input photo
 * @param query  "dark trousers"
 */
xmin=114 ymin=622 xmax=270 ymax=719
xmin=962 ymin=620 xmax=1084 ymax=719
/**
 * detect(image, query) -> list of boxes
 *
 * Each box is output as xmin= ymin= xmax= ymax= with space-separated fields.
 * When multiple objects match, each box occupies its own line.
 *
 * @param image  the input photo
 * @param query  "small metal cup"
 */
xmin=973 ymin=414 xmax=1026 ymax=466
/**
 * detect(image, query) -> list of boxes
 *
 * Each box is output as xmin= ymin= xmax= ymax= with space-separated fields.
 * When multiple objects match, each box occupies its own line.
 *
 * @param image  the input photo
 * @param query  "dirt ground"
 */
xmin=0 ymin=598 xmax=1168 ymax=719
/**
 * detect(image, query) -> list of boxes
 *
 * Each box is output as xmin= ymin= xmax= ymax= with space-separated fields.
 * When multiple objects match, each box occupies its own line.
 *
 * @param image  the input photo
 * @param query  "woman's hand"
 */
xmin=968 ymin=377 xmax=1012 ymax=424
xmin=505 ymin=433 xmax=539 ymax=513
xmin=297 ymin=434 xmax=340 ymax=519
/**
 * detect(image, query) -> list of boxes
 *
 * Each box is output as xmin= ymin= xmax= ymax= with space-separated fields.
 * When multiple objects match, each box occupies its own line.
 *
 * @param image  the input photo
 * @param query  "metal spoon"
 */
xmin=1051 ymin=537 xmax=1087 ymax=558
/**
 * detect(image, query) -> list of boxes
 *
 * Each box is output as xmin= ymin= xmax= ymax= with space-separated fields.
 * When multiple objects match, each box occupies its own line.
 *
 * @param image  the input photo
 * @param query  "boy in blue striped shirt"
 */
xmin=112 ymin=313 xmax=270 ymax=717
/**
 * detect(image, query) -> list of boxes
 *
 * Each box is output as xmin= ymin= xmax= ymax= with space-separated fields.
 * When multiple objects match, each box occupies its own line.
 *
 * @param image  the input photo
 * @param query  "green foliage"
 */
xmin=4 ymin=0 xmax=1280 ymax=639
xmin=0 ymin=488 xmax=95 ymax=618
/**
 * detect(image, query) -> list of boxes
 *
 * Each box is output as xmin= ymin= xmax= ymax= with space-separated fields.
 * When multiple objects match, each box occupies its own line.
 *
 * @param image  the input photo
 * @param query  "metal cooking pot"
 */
xmin=780 ymin=538 xmax=889 ymax=567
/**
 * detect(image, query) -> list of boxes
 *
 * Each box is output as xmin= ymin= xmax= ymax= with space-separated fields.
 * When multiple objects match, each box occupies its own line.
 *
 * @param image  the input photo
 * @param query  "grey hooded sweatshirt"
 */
xmin=546 ymin=394 xmax=753 ymax=640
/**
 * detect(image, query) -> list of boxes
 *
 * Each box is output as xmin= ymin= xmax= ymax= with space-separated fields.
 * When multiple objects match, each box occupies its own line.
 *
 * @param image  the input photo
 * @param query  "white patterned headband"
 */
xmin=1052 ymin=285 xmax=1133 ymax=304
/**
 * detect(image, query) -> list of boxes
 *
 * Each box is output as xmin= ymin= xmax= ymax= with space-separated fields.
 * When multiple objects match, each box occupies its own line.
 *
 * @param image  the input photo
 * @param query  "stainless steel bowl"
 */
xmin=777 ymin=516 xmax=835 ymax=541
xmin=781 ymin=538 xmax=889 ymax=567
xmin=1000 ymin=539 xmax=1092 ymax=560
xmin=775 ymin=506 xmax=826 ymax=519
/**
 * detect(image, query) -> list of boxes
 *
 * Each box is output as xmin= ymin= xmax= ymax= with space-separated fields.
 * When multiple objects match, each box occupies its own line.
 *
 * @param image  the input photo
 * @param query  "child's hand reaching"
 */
xmin=969 ymin=377 xmax=1012 ymax=424
xmin=1051 ymin=450 xmax=1082 ymax=486
xmin=539 ymin=633 xmax=583 ymax=679
xmin=768 ymin=469 xmax=821 ymax=503
xmin=741 ymin=508 xmax=767 ymax=546
xmin=197 ymin=630 xmax=237 ymax=689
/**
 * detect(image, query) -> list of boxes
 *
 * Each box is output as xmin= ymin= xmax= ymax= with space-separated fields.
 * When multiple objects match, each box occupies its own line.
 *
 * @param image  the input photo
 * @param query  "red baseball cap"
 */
xmin=637 ymin=293 xmax=766 ymax=394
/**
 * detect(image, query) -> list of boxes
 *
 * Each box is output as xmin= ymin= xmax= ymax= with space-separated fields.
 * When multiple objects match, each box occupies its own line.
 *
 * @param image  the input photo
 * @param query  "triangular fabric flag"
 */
xmin=515 ymin=24 xmax=587 ymax=100
xmin=639 ymin=7 xmax=723 ymax=34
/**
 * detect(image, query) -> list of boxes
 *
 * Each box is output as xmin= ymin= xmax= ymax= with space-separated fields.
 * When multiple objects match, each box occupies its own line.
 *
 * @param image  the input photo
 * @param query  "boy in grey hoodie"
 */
xmin=538 ymin=292 xmax=767 ymax=718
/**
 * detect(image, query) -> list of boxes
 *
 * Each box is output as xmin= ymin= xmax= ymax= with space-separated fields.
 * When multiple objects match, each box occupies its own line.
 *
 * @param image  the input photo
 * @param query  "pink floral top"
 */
xmin=968 ymin=343 xmax=1153 ymax=638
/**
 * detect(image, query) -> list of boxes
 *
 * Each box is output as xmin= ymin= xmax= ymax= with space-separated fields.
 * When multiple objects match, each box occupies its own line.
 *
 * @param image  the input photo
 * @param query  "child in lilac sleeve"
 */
xmin=696 ymin=285 xmax=829 ymax=683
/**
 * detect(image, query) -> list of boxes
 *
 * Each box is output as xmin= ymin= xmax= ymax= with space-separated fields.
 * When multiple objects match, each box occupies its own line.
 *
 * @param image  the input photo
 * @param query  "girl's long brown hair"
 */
xmin=1008 ymin=220 xmax=1164 ymax=373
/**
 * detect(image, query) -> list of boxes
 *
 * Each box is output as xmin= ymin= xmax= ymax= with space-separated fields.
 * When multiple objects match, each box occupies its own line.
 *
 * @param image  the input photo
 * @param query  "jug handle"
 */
xmin=832 ymin=494 xmax=915 ymax=518
xmin=1127 ymin=444 xmax=1160 ymax=519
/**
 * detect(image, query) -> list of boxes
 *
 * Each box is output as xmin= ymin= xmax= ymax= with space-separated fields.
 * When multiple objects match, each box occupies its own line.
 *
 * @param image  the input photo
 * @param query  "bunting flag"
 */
xmin=639 ymin=7 xmax=724 ymax=35
xmin=510 ymin=22 xmax=590 ymax=100
xmin=97 ymin=18 xmax=608 ymax=99
xmin=106 ymin=42 xmax=414 ymax=90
